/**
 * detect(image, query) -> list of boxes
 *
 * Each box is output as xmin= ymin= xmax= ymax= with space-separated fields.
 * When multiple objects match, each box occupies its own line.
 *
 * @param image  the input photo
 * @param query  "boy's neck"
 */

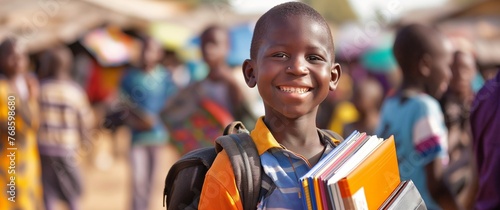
xmin=5 ymin=72 xmax=20 ymax=80
xmin=355 ymin=110 xmax=379 ymax=132
xmin=209 ymin=61 xmax=230 ymax=71
xmin=54 ymin=73 xmax=70 ymax=81
xmin=400 ymin=79 xmax=425 ymax=95
xmin=357 ymin=109 xmax=378 ymax=122
xmin=263 ymin=114 xmax=324 ymax=159
xmin=143 ymin=63 xmax=158 ymax=72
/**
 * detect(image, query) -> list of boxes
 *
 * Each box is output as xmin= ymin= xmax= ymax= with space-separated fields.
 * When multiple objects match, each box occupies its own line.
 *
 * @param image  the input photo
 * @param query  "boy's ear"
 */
xmin=419 ymin=54 xmax=432 ymax=77
xmin=329 ymin=63 xmax=342 ymax=91
xmin=242 ymin=59 xmax=257 ymax=88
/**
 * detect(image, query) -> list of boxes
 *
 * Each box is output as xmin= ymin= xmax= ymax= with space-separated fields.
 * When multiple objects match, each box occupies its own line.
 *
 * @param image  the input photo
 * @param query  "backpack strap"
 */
xmin=215 ymin=133 xmax=261 ymax=210
xmin=223 ymin=121 xmax=249 ymax=135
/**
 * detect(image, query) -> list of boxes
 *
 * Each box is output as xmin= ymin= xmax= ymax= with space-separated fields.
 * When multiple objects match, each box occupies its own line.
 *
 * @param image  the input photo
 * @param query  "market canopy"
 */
xmin=0 ymin=0 xmax=192 ymax=53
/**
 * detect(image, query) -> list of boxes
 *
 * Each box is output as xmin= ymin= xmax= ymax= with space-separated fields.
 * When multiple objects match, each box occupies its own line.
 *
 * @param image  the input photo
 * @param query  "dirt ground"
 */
xmin=76 ymin=127 xmax=180 ymax=210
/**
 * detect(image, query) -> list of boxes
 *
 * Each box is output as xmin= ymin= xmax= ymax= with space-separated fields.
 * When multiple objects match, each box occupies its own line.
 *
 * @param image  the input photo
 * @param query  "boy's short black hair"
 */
xmin=393 ymin=24 xmax=444 ymax=74
xmin=0 ymin=37 xmax=21 ymax=75
xmin=250 ymin=2 xmax=334 ymax=59
xmin=0 ymin=37 xmax=16 ymax=57
xmin=200 ymin=25 xmax=227 ymax=42
xmin=39 ymin=46 xmax=73 ymax=79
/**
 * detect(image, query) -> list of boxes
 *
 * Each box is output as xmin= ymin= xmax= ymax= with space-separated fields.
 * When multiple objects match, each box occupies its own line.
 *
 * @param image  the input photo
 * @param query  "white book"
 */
xmin=327 ymin=135 xmax=384 ymax=209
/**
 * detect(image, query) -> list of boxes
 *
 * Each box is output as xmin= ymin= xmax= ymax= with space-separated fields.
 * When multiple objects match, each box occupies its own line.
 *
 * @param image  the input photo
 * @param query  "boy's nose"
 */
xmin=286 ymin=57 xmax=308 ymax=75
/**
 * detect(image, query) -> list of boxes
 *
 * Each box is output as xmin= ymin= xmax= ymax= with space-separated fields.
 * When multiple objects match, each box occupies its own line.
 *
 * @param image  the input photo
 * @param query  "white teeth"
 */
xmin=279 ymin=86 xmax=309 ymax=93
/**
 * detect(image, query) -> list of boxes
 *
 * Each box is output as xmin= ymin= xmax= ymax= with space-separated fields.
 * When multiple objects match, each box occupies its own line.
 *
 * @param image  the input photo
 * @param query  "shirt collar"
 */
xmin=250 ymin=117 xmax=339 ymax=155
xmin=250 ymin=117 xmax=281 ymax=155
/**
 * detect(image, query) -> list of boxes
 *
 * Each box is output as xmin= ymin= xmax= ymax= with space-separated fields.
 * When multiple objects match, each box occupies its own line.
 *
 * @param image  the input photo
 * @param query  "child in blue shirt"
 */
xmin=376 ymin=24 xmax=458 ymax=210
xmin=120 ymin=36 xmax=177 ymax=210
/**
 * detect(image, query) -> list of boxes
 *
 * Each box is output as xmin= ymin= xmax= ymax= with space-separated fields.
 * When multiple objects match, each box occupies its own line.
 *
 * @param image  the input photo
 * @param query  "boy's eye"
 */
xmin=272 ymin=53 xmax=288 ymax=59
xmin=307 ymin=55 xmax=324 ymax=61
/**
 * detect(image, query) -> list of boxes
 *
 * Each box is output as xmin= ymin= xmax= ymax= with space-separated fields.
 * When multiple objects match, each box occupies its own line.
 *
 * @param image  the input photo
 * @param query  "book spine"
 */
xmin=338 ymin=179 xmax=354 ymax=210
xmin=300 ymin=179 xmax=308 ymax=210
xmin=336 ymin=183 xmax=346 ymax=210
xmin=329 ymin=182 xmax=343 ymax=210
xmin=327 ymin=181 xmax=336 ymax=209
xmin=342 ymin=197 xmax=355 ymax=210
xmin=308 ymin=177 xmax=318 ymax=210
xmin=314 ymin=177 xmax=323 ymax=210
xmin=302 ymin=179 xmax=313 ymax=210
xmin=338 ymin=178 xmax=351 ymax=199
xmin=319 ymin=178 xmax=331 ymax=210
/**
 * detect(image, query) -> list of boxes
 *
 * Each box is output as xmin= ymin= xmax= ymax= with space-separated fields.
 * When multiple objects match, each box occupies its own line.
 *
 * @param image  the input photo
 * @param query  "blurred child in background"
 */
xmin=198 ymin=25 xmax=246 ymax=120
xmin=119 ymin=36 xmax=177 ymax=210
xmin=343 ymin=76 xmax=383 ymax=136
xmin=376 ymin=24 xmax=458 ymax=210
xmin=37 ymin=46 xmax=95 ymax=210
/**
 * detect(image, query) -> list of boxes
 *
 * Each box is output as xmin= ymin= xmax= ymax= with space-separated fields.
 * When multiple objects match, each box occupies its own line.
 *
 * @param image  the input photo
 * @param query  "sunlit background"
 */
xmin=1 ymin=0 xmax=499 ymax=209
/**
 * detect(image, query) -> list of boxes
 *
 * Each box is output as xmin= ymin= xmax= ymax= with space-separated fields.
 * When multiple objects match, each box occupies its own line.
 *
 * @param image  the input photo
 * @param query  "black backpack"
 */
xmin=163 ymin=122 xmax=343 ymax=210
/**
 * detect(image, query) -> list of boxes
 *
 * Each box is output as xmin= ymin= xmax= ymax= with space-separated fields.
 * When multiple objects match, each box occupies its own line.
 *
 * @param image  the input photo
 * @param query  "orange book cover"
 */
xmin=337 ymin=136 xmax=400 ymax=210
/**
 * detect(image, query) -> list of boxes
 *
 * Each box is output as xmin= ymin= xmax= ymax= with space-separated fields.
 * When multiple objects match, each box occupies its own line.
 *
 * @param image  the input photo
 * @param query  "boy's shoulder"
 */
xmin=40 ymin=79 xmax=85 ymax=95
xmin=382 ymin=93 xmax=443 ymax=119
xmin=385 ymin=92 xmax=439 ymax=107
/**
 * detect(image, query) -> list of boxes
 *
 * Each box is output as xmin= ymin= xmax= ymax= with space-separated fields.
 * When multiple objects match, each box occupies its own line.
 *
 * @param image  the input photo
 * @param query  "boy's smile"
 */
xmin=278 ymin=86 xmax=311 ymax=94
xmin=275 ymin=83 xmax=314 ymax=102
xmin=243 ymin=14 xmax=340 ymax=119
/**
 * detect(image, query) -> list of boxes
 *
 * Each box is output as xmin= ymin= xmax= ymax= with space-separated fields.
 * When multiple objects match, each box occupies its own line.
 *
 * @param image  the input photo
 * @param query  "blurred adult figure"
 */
xmin=440 ymin=51 xmax=478 ymax=209
xmin=0 ymin=37 xmax=43 ymax=210
xmin=470 ymin=70 xmax=500 ymax=210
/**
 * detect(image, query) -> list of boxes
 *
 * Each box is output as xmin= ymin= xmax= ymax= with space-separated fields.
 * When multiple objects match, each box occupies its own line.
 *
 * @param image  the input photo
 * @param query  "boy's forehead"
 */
xmin=202 ymin=28 xmax=228 ymax=41
xmin=265 ymin=15 xmax=330 ymax=40
xmin=261 ymin=15 xmax=333 ymax=51
xmin=432 ymin=36 xmax=453 ymax=58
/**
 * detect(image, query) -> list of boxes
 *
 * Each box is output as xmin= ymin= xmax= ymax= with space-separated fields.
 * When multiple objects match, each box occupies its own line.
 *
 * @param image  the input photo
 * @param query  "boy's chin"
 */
xmin=430 ymin=89 xmax=446 ymax=100
xmin=272 ymin=106 xmax=315 ymax=120
xmin=429 ymin=83 xmax=449 ymax=99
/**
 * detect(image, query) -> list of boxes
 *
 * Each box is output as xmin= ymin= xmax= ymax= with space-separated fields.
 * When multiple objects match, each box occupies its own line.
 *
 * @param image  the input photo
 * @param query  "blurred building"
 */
xmin=437 ymin=0 xmax=500 ymax=68
xmin=0 ymin=0 xmax=193 ymax=53
xmin=396 ymin=0 xmax=500 ymax=68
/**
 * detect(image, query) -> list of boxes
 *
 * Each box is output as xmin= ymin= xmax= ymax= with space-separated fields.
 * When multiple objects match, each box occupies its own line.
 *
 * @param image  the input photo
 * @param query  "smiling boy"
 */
xmin=198 ymin=2 xmax=341 ymax=209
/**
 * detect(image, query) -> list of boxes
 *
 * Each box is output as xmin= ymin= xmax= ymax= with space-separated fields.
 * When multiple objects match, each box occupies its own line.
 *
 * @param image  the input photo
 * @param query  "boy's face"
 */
xmin=243 ymin=15 xmax=340 ymax=119
xmin=450 ymin=53 xmax=476 ymax=94
xmin=141 ymin=39 xmax=163 ymax=70
xmin=0 ymin=42 xmax=26 ymax=77
xmin=353 ymin=80 xmax=382 ymax=113
xmin=425 ymin=39 xmax=453 ymax=99
xmin=201 ymin=29 xmax=229 ymax=68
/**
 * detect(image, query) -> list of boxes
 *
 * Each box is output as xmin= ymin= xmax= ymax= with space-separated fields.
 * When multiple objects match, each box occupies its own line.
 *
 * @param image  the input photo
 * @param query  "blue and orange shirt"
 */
xmin=199 ymin=117 xmax=339 ymax=210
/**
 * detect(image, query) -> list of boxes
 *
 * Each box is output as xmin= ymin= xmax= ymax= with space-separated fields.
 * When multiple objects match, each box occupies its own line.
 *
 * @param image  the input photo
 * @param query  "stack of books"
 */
xmin=299 ymin=131 xmax=412 ymax=210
